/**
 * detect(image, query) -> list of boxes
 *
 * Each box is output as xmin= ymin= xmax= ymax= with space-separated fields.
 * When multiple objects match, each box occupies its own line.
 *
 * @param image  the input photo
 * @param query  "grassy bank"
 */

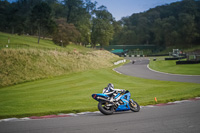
xmin=0 ymin=48 xmax=121 ymax=87
xmin=0 ymin=32 xmax=122 ymax=87
xmin=149 ymin=57 xmax=200 ymax=75
xmin=0 ymin=67 xmax=200 ymax=119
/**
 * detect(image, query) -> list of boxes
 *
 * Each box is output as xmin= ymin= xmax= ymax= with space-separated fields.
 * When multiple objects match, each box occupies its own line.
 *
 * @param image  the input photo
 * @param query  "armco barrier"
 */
xmin=128 ymin=55 xmax=144 ymax=57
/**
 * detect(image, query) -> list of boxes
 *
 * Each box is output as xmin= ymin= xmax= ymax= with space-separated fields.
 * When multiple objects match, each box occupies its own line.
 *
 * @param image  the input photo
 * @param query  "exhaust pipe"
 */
xmin=97 ymin=96 xmax=110 ymax=102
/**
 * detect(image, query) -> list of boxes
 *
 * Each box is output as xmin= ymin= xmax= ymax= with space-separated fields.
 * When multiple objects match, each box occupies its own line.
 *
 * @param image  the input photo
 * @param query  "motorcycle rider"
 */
xmin=103 ymin=83 xmax=126 ymax=102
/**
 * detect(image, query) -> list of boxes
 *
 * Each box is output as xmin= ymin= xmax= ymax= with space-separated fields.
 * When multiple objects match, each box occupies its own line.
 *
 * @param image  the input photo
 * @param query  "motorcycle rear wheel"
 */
xmin=129 ymin=99 xmax=140 ymax=112
xmin=98 ymin=102 xmax=114 ymax=115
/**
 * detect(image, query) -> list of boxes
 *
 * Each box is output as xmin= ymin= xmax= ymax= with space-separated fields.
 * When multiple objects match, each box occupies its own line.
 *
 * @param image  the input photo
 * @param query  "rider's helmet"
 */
xmin=103 ymin=83 xmax=114 ymax=93
xmin=107 ymin=83 xmax=114 ymax=90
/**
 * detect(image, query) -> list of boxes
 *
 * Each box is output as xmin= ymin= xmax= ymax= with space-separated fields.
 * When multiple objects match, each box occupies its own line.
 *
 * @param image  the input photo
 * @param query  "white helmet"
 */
xmin=108 ymin=83 xmax=114 ymax=90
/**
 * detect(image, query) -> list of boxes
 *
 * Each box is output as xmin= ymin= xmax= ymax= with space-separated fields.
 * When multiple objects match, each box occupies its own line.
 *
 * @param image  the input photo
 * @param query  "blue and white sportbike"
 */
xmin=92 ymin=88 xmax=140 ymax=115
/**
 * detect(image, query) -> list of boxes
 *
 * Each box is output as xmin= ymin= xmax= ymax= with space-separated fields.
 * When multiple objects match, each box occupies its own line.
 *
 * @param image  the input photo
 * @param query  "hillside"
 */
xmin=0 ymin=32 xmax=121 ymax=87
xmin=111 ymin=0 xmax=200 ymax=49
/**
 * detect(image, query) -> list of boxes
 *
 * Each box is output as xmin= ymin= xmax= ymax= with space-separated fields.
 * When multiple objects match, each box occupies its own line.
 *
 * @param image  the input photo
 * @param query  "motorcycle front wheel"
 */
xmin=98 ymin=102 xmax=114 ymax=115
xmin=129 ymin=99 xmax=140 ymax=112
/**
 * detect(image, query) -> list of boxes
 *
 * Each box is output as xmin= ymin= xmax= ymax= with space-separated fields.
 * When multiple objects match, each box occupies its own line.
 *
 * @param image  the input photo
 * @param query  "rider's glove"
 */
xmin=122 ymin=90 xmax=126 ymax=94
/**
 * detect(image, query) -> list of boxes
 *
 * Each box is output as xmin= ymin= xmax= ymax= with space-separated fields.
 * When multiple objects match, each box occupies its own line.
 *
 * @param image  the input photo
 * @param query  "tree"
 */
xmin=178 ymin=13 xmax=199 ymax=46
xmin=78 ymin=23 xmax=91 ymax=46
xmin=63 ymin=0 xmax=84 ymax=24
xmin=91 ymin=6 xmax=114 ymax=47
xmin=0 ymin=0 xmax=10 ymax=32
xmin=74 ymin=0 xmax=96 ymax=46
xmin=30 ymin=2 xmax=54 ymax=44
xmin=62 ymin=0 xmax=96 ymax=46
xmin=53 ymin=18 xmax=81 ymax=46
xmin=51 ymin=2 xmax=66 ymax=18
xmin=110 ymin=21 xmax=122 ymax=45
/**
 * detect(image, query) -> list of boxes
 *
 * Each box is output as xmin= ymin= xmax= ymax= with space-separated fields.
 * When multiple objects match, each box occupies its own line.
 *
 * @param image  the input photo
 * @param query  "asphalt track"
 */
xmin=115 ymin=57 xmax=200 ymax=84
xmin=0 ymin=100 xmax=200 ymax=133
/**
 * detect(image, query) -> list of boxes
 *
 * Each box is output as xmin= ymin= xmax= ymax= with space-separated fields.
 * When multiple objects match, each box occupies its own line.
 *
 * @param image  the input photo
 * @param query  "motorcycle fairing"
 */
xmin=115 ymin=92 xmax=131 ymax=111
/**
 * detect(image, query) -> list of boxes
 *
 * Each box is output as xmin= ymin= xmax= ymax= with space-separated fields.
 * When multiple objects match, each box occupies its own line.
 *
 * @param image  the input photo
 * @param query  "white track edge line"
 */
xmin=113 ymin=68 xmax=122 ymax=74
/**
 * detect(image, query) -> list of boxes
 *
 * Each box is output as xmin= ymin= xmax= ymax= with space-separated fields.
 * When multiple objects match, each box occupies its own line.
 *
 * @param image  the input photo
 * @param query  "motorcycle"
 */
xmin=92 ymin=90 xmax=140 ymax=115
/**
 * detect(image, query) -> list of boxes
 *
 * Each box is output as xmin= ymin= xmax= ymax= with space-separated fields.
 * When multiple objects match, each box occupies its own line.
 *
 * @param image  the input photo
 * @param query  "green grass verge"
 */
xmin=0 ymin=67 xmax=200 ymax=119
xmin=0 ymin=32 xmax=92 ymax=53
xmin=0 ymin=32 xmax=58 ymax=49
xmin=149 ymin=57 xmax=200 ymax=75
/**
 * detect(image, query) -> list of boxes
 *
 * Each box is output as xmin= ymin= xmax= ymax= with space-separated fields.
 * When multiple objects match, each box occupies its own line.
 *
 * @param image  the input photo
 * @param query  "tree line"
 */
xmin=0 ymin=0 xmax=114 ymax=47
xmin=0 ymin=0 xmax=200 ymax=48
xmin=111 ymin=0 xmax=200 ymax=49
